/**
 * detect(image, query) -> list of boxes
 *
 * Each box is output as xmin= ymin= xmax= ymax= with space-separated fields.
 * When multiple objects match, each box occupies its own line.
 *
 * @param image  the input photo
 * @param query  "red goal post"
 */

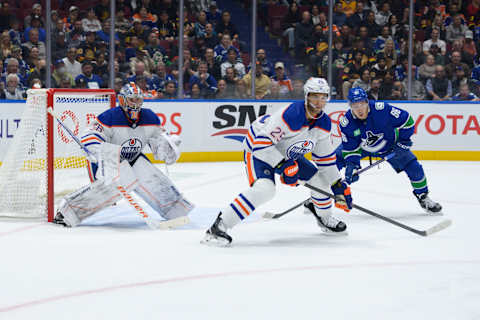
xmin=0 ymin=88 xmax=116 ymax=222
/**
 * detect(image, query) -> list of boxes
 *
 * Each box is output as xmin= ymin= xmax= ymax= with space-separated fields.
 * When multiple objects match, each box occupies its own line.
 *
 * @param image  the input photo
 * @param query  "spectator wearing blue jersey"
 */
xmin=151 ymin=62 xmax=176 ymax=92
xmin=214 ymin=34 xmax=239 ymax=63
xmin=194 ymin=11 xmax=208 ymax=38
xmin=188 ymin=61 xmax=218 ymax=98
xmin=452 ymin=83 xmax=479 ymax=101
xmin=75 ymin=61 xmax=103 ymax=89
xmin=206 ymin=2 xmax=222 ymax=26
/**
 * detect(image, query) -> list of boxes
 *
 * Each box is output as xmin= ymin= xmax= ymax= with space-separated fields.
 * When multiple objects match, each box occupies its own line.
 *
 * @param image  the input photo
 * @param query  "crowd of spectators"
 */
xmin=0 ymin=0 xmax=479 ymax=101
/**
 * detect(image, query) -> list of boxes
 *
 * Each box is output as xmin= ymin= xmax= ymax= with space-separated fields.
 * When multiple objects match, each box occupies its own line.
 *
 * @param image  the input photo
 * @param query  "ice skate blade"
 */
xmin=423 ymin=209 xmax=443 ymax=216
xmin=201 ymin=234 xmax=232 ymax=247
xmin=318 ymin=229 xmax=349 ymax=236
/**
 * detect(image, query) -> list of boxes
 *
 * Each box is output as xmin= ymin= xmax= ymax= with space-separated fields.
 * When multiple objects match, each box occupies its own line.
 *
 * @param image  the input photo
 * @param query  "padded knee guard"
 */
xmin=131 ymin=156 xmax=194 ymax=220
xmin=221 ymin=178 xmax=276 ymax=229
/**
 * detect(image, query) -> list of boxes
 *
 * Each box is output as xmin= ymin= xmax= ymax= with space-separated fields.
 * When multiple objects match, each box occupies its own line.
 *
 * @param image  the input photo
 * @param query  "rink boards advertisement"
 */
xmin=1 ymin=99 xmax=480 ymax=163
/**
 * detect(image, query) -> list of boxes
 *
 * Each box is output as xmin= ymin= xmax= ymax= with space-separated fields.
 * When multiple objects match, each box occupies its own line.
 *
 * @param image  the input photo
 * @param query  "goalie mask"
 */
xmin=118 ymin=82 xmax=144 ymax=124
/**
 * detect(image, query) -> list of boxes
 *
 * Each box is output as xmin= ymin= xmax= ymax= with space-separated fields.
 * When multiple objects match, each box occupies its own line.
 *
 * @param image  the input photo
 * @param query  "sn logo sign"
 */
xmin=213 ymin=105 xmax=268 ymax=129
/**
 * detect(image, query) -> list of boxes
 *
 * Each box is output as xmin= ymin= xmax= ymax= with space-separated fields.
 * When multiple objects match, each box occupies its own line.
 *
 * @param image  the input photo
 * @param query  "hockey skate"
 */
xmin=414 ymin=192 xmax=442 ymax=214
xmin=201 ymin=213 xmax=232 ymax=246
xmin=52 ymin=212 xmax=70 ymax=227
xmin=304 ymin=201 xmax=347 ymax=234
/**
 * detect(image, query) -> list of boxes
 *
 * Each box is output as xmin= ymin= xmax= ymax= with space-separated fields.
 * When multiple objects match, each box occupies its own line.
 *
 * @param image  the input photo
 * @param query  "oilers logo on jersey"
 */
xmin=120 ymin=138 xmax=143 ymax=161
xmin=286 ymin=140 xmax=314 ymax=160
xmin=361 ymin=131 xmax=386 ymax=153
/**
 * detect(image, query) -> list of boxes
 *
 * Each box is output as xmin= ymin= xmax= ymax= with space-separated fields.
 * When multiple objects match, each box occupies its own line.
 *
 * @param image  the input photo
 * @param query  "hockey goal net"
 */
xmin=0 ymin=88 xmax=116 ymax=222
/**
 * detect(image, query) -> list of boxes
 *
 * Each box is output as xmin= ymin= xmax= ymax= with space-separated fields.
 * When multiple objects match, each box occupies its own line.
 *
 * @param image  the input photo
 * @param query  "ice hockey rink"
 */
xmin=0 ymin=159 xmax=479 ymax=320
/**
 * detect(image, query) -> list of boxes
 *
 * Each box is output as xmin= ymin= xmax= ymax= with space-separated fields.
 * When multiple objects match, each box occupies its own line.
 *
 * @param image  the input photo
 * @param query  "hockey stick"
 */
xmin=304 ymin=183 xmax=452 ymax=237
xmin=263 ymin=153 xmax=396 ymax=219
xmin=47 ymin=107 xmax=189 ymax=230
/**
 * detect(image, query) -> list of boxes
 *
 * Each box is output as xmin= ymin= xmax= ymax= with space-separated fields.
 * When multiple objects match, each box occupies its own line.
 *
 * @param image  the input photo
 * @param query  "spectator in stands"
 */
xmin=466 ymin=0 xmax=480 ymax=17
xmin=129 ymin=48 xmax=155 ymax=76
xmin=93 ymin=52 xmax=108 ymax=78
xmin=24 ymin=3 xmax=44 ymax=29
xmin=362 ymin=10 xmax=381 ymax=38
xmin=115 ymin=7 xmax=131 ymax=36
xmin=381 ymin=39 xmax=399 ymax=69
xmin=390 ymin=80 xmax=406 ymax=100
xmin=10 ymin=46 xmax=28 ymax=80
xmin=215 ymin=11 xmax=239 ymax=40
xmin=264 ymin=82 xmax=282 ymax=99
xmin=282 ymin=2 xmax=301 ymax=53
xmin=151 ymin=62 xmax=175 ymax=92
xmin=375 ymin=2 xmax=392 ymax=27
xmin=446 ymin=14 xmax=467 ymax=43
xmin=426 ymin=65 xmax=452 ymax=100
xmin=452 ymin=82 xmax=480 ymax=101
xmin=224 ymin=66 xmax=239 ymax=92
xmin=333 ymin=2 xmax=347 ymax=27
xmin=347 ymin=1 xmax=366 ymax=28
xmin=206 ymin=2 xmax=221 ymax=26
xmin=445 ymin=50 xmax=470 ymax=81
xmin=203 ymin=47 xmax=221 ymax=81
xmin=27 ymin=58 xmax=47 ymax=88
xmin=452 ymin=66 xmax=470 ymax=96
xmin=53 ymin=32 xmax=68 ymax=61
xmin=3 ymin=74 xmax=26 ymax=100
xmin=24 ymin=16 xmax=46 ymax=43
xmin=127 ymin=19 xmax=149 ymax=48
xmin=75 ymin=61 xmax=104 ymax=89
xmin=67 ymin=20 xmax=85 ymax=48
xmin=97 ymin=20 xmax=120 ymax=45
xmin=114 ymin=77 xmax=124 ymax=94
xmin=0 ymin=1 xmax=12 ymax=31
xmin=422 ymin=28 xmax=446 ymax=56
xmin=425 ymin=14 xmax=447 ymax=40
xmin=188 ymin=83 xmax=202 ymax=99
xmin=356 ymin=25 xmax=374 ymax=53
xmin=339 ymin=0 xmax=357 ymax=18
xmin=255 ymin=48 xmax=274 ymax=78
xmin=403 ymin=66 xmax=427 ymax=100
xmin=194 ymin=11 xmax=208 ymax=38
xmin=8 ymin=19 xmax=22 ymax=46
xmin=374 ymin=26 xmax=394 ymax=53
xmin=62 ymin=47 xmax=82 ymax=79
xmin=367 ymin=77 xmax=381 ymax=100
xmin=342 ymin=50 xmax=366 ymax=98
xmin=371 ymin=53 xmax=388 ymax=79
xmin=95 ymin=0 xmax=110 ymax=22
xmin=82 ymin=8 xmax=102 ymax=33
xmin=463 ymin=31 xmax=477 ymax=65
xmin=243 ymin=61 xmax=271 ymax=99
xmin=79 ymin=32 xmax=99 ymax=62
xmin=23 ymin=28 xmax=46 ymax=60
xmin=352 ymin=68 xmax=371 ymax=92
xmin=418 ymin=54 xmax=437 ymax=83
xmin=162 ymin=80 xmax=177 ymax=99
xmin=52 ymin=59 xmax=74 ymax=88
xmin=220 ymin=48 xmax=245 ymax=79
xmin=26 ymin=46 xmax=40 ymax=71
xmin=271 ymin=62 xmax=293 ymax=98
xmin=214 ymin=34 xmax=239 ymax=63
xmin=0 ymin=31 xmax=12 ymax=61
xmin=136 ymin=75 xmax=159 ymax=99
xmin=128 ymin=61 xmax=154 ymax=88
xmin=215 ymin=79 xmax=230 ymax=99
xmin=204 ymin=23 xmax=218 ymax=49
xmin=3 ymin=57 xmax=26 ymax=88
xmin=295 ymin=10 xmax=314 ymax=59
xmin=133 ymin=6 xmax=158 ymax=29
xmin=234 ymin=79 xmax=249 ymax=99
xmin=311 ymin=5 xmax=322 ymax=26
xmin=64 ymin=6 xmax=80 ymax=31
xmin=189 ymin=61 xmax=218 ymax=98
xmin=379 ymin=69 xmax=395 ymax=99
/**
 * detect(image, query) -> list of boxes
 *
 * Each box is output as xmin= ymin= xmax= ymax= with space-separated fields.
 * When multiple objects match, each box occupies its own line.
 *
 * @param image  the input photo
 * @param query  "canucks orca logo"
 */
xmin=286 ymin=140 xmax=314 ymax=160
xmin=361 ymin=131 xmax=386 ymax=153
xmin=120 ymin=138 xmax=143 ymax=161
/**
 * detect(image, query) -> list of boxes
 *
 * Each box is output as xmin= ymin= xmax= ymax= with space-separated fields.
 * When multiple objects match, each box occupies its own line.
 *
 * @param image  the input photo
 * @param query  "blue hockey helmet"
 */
xmin=347 ymin=87 xmax=368 ymax=105
xmin=118 ymin=82 xmax=143 ymax=123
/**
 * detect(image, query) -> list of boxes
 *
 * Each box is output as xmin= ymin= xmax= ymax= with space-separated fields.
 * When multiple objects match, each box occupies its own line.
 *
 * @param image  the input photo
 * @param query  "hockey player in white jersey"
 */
xmin=202 ymin=77 xmax=353 ymax=246
xmin=53 ymin=82 xmax=193 ymax=227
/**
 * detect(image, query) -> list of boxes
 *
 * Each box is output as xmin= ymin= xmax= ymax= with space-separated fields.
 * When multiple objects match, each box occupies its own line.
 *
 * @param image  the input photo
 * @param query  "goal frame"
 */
xmin=45 ymin=89 xmax=116 ymax=222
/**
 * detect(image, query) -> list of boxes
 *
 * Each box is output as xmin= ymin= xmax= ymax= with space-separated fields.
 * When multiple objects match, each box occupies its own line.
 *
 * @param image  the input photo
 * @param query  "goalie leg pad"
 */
xmin=221 ymin=178 xmax=276 ymax=229
xmin=58 ymin=161 xmax=138 ymax=227
xmin=131 ymin=156 xmax=194 ymax=219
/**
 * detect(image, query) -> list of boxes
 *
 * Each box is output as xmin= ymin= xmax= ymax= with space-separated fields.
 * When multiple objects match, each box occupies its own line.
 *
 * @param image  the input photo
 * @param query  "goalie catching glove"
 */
xmin=149 ymin=132 xmax=181 ymax=165
xmin=331 ymin=179 xmax=353 ymax=212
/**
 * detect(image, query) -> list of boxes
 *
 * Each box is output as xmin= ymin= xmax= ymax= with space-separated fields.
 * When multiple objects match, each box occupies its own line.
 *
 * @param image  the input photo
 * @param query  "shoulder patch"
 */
xmin=375 ymin=102 xmax=384 ymax=110
xmin=340 ymin=115 xmax=349 ymax=127
xmin=281 ymin=102 xmax=305 ymax=131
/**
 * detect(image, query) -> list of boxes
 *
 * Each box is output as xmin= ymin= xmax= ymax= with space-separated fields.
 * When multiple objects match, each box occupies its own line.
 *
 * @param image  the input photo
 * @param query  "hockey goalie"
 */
xmin=53 ymin=82 xmax=194 ymax=227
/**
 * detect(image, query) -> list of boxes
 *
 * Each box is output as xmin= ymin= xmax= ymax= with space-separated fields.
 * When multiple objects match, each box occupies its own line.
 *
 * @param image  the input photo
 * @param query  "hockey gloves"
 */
xmin=344 ymin=162 xmax=360 ymax=184
xmin=279 ymin=159 xmax=299 ymax=187
xmin=394 ymin=140 xmax=412 ymax=154
xmin=331 ymin=179 xmax=353 ymax=212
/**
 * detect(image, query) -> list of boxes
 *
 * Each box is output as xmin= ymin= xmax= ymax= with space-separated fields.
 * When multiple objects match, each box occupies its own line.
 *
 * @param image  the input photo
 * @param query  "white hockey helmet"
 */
xmin=303 ymin=77 xmax=330 ymax=104
xmin=118 ymin=82 xmax=144 ymax=123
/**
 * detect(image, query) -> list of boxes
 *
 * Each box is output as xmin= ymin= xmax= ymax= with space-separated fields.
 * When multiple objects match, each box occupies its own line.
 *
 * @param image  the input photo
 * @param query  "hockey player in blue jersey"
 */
xmin=202 ymin=78 xmax=353 ymax=246
xmin=335 ymin=87 xmax=442 ymax=214
xmin=53 ymin=82 xmax=193 ymax=227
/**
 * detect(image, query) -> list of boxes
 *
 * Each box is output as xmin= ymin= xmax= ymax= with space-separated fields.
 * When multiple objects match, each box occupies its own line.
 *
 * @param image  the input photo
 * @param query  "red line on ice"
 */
xmin=1 ymin=259 xmax=479 ymax=313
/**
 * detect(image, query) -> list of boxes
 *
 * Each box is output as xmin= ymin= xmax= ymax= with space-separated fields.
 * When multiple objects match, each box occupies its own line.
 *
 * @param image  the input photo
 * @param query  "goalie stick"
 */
xmin=263 ymin=153 xmax=395 ymax=219
xmin=303 ymin=183 xmax=452 ymax=237
xmin=47 ymin=107 xmax=189 ymax=230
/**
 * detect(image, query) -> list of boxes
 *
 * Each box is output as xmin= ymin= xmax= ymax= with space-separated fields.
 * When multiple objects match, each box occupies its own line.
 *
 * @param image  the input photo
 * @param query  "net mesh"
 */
xmin=0 ymin=89 xmax=114 ymax=219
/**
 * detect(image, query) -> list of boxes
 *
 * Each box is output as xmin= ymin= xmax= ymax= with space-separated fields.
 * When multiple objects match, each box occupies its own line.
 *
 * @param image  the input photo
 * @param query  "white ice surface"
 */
xmin=1 ymin=160 xmax=479 ymax=320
